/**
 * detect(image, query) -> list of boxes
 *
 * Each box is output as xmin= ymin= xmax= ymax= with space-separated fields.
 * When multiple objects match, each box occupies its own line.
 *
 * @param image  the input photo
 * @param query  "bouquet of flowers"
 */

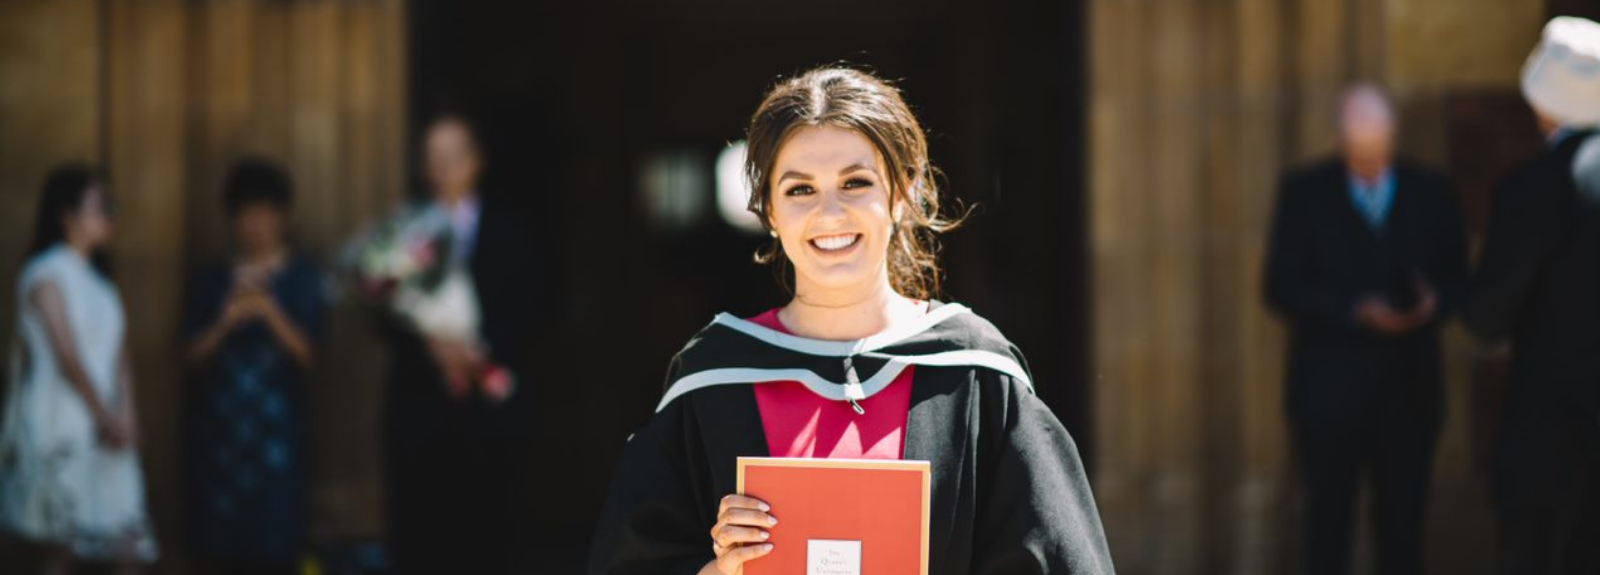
xmin=343 ymin=205 xmax=516 ymax=403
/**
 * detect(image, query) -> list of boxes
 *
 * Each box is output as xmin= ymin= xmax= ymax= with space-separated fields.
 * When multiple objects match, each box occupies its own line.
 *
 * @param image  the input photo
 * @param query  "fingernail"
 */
xmin=760 ymin=531 xmax=770 ymax=540
xmin=768 ymin=516 xmax=778 ymax=526
xmin=759 ymin=502 xmax=770 ymax=512
xmin=763 ymin=544 xmax=774 ymax=551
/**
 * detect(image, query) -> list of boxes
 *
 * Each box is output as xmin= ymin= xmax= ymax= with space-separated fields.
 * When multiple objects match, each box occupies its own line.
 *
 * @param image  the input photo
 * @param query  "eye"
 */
xmin=783 ymin=184 xmax=816 ymax=197
xmin=842 ymin=178 xmax=875 ymax=190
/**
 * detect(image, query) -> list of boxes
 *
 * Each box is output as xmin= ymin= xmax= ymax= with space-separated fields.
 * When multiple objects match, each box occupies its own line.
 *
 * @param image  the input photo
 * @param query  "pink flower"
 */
xmin=480 ymin=365 xmax=516 ymax=403
xmin=409 ymin=240 xmax=437 ymax=268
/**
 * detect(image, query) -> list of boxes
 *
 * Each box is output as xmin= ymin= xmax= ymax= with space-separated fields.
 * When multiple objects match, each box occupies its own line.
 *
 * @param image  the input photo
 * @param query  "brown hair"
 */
xmin=744 ymin=66 xmax=963 ymax=300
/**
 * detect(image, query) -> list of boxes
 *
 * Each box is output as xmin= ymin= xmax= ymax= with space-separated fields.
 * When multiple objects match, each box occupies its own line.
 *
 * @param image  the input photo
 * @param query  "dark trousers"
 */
xmin=1495 ymin=421 xmax=1600 ymax=575
xmin=1294 ymin=398 xmax=1439 ymax=575
xmin=385 ymin=400 xmax=525 ymax=575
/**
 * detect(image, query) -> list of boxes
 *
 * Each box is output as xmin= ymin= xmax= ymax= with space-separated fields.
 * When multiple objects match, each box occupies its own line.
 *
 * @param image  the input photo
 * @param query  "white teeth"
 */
xmin=811 ymin=234 xmax=860 ymax=251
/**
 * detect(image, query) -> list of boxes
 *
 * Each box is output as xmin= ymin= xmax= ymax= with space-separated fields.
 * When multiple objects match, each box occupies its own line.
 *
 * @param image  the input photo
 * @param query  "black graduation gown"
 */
xmin=590 ymin=303 xmax=1114 ymax=575
xmin=1463 ymin=130 xmax=1600 ymax=507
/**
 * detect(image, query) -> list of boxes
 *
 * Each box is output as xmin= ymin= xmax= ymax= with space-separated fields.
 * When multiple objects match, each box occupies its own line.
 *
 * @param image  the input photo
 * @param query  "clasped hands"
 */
xmin=1355 ymin=275 xmax=1438 ymax=336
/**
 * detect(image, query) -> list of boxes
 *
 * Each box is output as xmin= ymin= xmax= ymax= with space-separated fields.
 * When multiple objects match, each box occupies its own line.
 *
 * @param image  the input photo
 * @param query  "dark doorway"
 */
xmin=408 ymin=0 xmax=1087 ymax=567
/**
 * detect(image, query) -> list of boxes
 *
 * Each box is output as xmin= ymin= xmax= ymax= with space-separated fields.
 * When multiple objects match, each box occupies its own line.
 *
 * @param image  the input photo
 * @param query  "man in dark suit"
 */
xmin=1463 ymin=16 xmax=1600 ymax=574
xmin=1264 ymin=84 xmax=1468 ymax=575
xmin=382 ymin=115 xmax=538 ymax=575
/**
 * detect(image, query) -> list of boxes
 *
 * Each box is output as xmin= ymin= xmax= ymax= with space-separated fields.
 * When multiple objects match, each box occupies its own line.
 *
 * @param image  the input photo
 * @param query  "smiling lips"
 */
xmin=809 ymin=233 xmax=862 ymax=253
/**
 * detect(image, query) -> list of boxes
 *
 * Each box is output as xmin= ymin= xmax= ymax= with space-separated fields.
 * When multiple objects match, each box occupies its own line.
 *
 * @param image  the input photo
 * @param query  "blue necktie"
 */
xmin=1350 ymin=176 xmax=1393 ymax=230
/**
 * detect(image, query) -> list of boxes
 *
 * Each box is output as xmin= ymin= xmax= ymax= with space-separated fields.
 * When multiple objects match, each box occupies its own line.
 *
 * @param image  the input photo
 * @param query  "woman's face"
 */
xmin=66 ymin=186 xmax=113 ymax=248
xmin=768 ymin=125 xmax=899 ymax=296
xmin=233 ymin=202 xmax=286 ymax=256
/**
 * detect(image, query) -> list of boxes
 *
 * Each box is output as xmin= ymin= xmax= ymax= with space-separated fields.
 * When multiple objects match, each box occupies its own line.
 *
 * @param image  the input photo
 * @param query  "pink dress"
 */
xmin=747 ymin=308 xmax=914 ymax=459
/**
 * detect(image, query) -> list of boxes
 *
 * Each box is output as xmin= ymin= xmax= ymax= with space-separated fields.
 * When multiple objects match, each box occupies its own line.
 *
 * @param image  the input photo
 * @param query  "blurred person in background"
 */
xmin=0 ymin=164 xmax=158 ymax=575
xmin=183 ymin=158 xmax=324 ymax=575
xmin=1462 ymin=16 xmax=1600 ymax=575
xmin=377 ymin=114 xmax=536 ymax=575
xmin=1263 ymin=84 xmax=1467 ymax=575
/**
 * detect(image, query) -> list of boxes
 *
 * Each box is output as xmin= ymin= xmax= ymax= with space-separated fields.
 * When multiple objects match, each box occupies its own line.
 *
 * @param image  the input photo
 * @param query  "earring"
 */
xmin=769 ymin=229 xmax=778 ymax=238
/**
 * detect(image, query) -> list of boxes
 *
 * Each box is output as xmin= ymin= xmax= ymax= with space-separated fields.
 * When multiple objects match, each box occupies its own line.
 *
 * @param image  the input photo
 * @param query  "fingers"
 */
xmin=110 ymin=418 xmax=136 ymax=450
xmin=718 ymin=494 xmax=770 ymax=515
xmin=716 ymin=542 xmax=775 ymax=570
xmin=1373 ymin=316 xmax=1411 ymax=335
xmin=228 ymin=290 xmax=267 ymax=318
xmin=1411 ymin=272 xmax=1435 ymax=291
xmin=722 ymin=507 xmax=778 ymax=528
xmin=712 ymin=524 xmax=771 ymax=548
xmin=459 ymin=341 xmax=487 ymax=366
xmin=709 ymin=508 xmax=776 ymax=549
xmin=708 ymin=494 xmax=776 ymax=570
xmin=99 ymin=425 xmax=131 ymax=450
xmin=427 ymin=340 xmax=464 ymax=376
xmin=121 ymin=420 xmax=140 ymax=448
xmin=709 ymin=495 xmax=778 ymax=552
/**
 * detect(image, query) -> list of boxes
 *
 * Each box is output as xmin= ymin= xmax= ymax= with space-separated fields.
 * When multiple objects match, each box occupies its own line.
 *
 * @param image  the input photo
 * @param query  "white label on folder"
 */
xmin=808 ymin=539 xmax=862 ymax=575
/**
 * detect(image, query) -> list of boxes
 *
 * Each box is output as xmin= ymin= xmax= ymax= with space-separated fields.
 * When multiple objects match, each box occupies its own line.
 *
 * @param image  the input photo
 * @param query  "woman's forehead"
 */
xmin=774 ymin=126 xmax=883 ymax=174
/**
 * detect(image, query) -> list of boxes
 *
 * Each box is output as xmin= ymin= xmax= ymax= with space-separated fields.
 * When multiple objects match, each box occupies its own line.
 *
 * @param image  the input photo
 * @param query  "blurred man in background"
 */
xmin=1264 ymin=84 xmax=1468 ymax=575
xmin=378 ymin=115 xmax=537 ymax=575
xmin=1463 ymin=16 xmax=1600 ymax=575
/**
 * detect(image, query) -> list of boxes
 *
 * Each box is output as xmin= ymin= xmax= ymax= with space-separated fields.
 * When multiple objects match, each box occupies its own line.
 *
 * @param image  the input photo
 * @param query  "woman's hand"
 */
xmin=187 ymin=284 xmax=271 ymax=365
xmin=700 ymin=494 xmax=777 ymax=575
xmin=207 ymin=283 xmax=264 ymax=338
xmin=95 ymin=411 xmax=137 ymax=450
xmin=230 ymin=284 xmax=275 ymax=321
xmin=227 ymin=282 xmax=317 ymax=369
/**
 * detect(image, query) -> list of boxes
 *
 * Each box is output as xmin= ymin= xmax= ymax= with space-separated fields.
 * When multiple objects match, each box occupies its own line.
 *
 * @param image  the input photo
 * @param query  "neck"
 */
xmin=1346 ymin=159 xmax=1389 ymax=183
xmin=780 ymin=271 xmax=918 ymax=340
xmin=438 ymin=190 xmax=475 ymax=208
xmin=63 ymin=235 xmax=94 ymax=259
xmin=238 ymin=244 xmax=285 ymax=267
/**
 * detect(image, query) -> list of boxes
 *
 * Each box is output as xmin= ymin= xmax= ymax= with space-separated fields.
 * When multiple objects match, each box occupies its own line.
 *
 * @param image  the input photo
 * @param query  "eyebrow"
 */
xmin=775 ymin=162 xmax=877 ymax=184
xmin=776 ymin=170 xmax=812 ymax=184
xmin=838 ymin=162 xmax=874 ymax=175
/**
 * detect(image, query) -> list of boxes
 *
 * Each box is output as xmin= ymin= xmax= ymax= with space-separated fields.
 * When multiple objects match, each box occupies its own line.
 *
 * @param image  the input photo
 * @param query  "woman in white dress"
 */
xmin=0 ymin=164 xmax=157 ymax=574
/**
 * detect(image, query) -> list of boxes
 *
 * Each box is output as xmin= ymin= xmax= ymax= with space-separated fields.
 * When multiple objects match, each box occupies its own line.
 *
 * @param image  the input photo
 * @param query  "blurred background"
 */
xmin=1 ymin=0 xmax=1596 ymax=574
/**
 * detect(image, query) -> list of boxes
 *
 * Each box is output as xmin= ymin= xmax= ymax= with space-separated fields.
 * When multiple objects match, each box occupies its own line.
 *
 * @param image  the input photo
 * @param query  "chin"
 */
xmin=795 ymin=261 xmax=880 ymax=290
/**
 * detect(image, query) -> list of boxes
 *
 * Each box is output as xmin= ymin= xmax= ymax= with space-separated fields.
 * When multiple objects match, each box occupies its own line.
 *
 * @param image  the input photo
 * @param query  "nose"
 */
xmin=817 ymin=187 xmax=849 ymax=222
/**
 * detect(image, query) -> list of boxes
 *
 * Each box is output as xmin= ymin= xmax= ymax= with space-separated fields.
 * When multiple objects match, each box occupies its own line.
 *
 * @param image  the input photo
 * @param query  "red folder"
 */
xmin=737 ymin=457 xmax=931 ymax=575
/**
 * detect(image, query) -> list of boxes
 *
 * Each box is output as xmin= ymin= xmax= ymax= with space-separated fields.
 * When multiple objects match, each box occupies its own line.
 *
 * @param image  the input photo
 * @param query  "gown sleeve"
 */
xmin=1463 ymin=168 xmax=1571 ymax=341
xmin=971 ymin=373 xmax=1115 ymax=574
xmin=590 ymin=358 xmax=718 ymax=575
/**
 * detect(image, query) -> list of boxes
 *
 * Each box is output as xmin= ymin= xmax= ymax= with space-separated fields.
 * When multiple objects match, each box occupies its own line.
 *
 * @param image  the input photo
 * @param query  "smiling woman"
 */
xmin=744 ymin=67 xmax=962 ymax=303
xmin=589 ymin=67 xmax=1114 ymax=575
xmin=763 ymin=126 xmax=901 ymax=299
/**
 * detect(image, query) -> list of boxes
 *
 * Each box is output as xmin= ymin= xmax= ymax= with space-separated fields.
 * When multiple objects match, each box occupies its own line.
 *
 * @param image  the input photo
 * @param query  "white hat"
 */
xmin=1522 ymin=16 xmax=1600 ymax=127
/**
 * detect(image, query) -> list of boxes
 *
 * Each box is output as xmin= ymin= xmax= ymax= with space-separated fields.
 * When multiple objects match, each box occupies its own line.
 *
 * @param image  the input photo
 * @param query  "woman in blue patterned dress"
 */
xmin=183 ymin=158 xmax=324 ymax=575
